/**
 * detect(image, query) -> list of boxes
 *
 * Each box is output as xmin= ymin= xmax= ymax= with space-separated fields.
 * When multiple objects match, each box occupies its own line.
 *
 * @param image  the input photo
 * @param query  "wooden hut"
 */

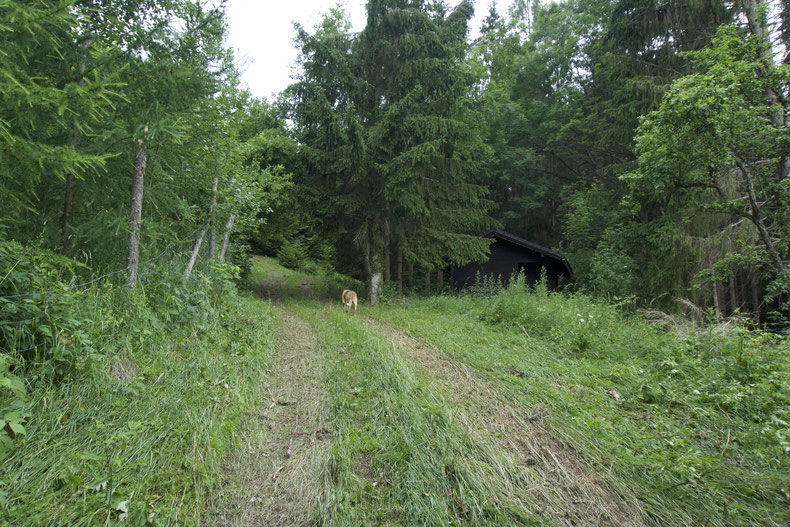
xmin=451 ymin=229 xmax=572 ymax=291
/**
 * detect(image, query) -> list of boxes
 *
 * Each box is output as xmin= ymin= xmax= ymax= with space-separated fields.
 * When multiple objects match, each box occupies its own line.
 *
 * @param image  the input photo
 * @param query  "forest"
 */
xmin=1 ymin=0 xmax=789 ymax=525
xmin=2 ymin=0 xmax=789 ymax=318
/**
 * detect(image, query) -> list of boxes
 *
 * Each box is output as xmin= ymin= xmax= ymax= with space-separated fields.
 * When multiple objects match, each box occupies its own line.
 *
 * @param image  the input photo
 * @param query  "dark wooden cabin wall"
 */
xmin=451 ymin=239 xmax=563 ymax=291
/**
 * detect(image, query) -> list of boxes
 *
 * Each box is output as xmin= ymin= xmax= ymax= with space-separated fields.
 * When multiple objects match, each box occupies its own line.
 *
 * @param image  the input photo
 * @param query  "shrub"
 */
xmin=276 ymin=239 xmax=308 ymax=270
xmin=0 ymin=239 xmax=97 ymax=381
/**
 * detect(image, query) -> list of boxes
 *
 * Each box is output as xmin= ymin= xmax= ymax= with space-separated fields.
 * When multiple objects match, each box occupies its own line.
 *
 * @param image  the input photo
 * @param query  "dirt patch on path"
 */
xmin=207 ymin=310 xmax=328 ymax=526
xmin=369 ymin=320 xmax=651 ymax=527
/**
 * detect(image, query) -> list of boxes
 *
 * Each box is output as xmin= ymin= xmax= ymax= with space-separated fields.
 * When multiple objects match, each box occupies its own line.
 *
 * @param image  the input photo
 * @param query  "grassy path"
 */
xmin=213 ymin=258 xmax=787 ymax=526
xmin=223 ymin=258 xmax=654 ymax=525
xmin=208 ymin=288 xmax=329 ymax=523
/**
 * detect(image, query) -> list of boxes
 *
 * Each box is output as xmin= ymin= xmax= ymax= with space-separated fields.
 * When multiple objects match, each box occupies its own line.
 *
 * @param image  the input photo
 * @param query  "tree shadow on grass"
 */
xmin=255 ymin=276 xmax=339 ymax=304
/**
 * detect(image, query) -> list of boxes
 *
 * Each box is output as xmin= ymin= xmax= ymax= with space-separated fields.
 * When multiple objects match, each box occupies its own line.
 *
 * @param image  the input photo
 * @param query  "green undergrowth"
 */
xmin=1 ymin=241 xmax=278 ymax=526
xmin=366 ymin=280 xmax=790 ymax=527
xmin=290 ymin=301 xmax=541 ymax=526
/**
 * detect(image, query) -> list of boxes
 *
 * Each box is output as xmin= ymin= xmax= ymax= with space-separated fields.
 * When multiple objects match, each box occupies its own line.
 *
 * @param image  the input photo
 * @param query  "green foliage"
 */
xmin=480 ymin=275 xmax=656 ymax=356
xmin=276 ymin=239 xmax=309 ymax=271
xmin=0 ymin=0 xmax=117 ymax=215
xmin=627 ymin=23 xmax=790 ymax=316
xmin=290 ymin=1 xmax=494 ymax=289
xmin=0 ymin=239 xmax=97 ymax=382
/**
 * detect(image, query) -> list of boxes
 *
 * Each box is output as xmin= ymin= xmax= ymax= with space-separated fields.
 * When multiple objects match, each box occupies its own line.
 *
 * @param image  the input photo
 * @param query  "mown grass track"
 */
xmin=238 ymin=258 xmax=651 ymax=526
xmin=365 ymin=296 xmax=790 ymax=526
xmin=211 ymin=257 xmax=789 ymax=527
xmin=290 ymin=301 xmax=543 ymax=526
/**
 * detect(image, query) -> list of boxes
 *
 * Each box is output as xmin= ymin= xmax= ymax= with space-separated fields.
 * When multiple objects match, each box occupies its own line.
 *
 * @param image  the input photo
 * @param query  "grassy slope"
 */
xmin=246 ymin=257 xmax=790 ymax=526
xmin=1 ymin=289 xmax=278 ymax=526
xmin=256 ymin=258 xmax=641 ymax=526
xmin=366 ymin=291 xmax=790 ymax=526
xmin=253 ymin=258 xmax=543 ymax=525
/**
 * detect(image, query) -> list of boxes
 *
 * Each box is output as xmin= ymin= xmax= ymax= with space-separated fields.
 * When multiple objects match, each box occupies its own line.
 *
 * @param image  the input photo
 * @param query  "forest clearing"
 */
xmin=3 ymin=255 xmax=787 ymax=526
xmin=3 ymin=0 xmax=790 ymax=525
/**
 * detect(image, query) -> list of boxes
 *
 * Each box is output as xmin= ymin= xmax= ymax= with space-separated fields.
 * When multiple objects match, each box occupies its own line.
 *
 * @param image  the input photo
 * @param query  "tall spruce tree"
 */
xmin=291 ymin=1 xmax=492 ymax=301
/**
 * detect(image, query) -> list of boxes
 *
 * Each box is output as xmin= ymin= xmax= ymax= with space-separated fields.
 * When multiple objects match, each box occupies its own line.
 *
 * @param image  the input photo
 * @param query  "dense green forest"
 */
xmin=2 ymin=0 xmax=789 ymax=319
xmin=280 ymin=0 xmax=790 ymax=320
xmin=1 ymin=0 xmax=789 ymax=525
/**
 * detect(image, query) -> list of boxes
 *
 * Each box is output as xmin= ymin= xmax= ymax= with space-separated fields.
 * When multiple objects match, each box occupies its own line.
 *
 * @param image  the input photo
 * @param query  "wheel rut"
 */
xmin=207 ymin=309 xmax=328 ymax=526
xmin=365 ymin=317 xmax=652 ymax=527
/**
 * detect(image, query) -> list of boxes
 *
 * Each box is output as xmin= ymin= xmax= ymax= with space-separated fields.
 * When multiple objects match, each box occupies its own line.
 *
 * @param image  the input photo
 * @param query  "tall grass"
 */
xmin=368 ymin=278 xmax=790 ymax=526
xmin=1 ymin=247 xmax=278 ymax=525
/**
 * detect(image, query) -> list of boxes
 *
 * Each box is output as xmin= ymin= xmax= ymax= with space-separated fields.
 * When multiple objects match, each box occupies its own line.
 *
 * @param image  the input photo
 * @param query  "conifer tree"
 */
xmin=291 ymin=1 xmax=493 ymax=301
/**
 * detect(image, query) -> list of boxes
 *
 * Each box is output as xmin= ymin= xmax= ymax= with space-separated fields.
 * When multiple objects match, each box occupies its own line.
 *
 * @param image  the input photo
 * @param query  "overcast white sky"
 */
xmin=224 ymin=0 xmax=486 ymax=100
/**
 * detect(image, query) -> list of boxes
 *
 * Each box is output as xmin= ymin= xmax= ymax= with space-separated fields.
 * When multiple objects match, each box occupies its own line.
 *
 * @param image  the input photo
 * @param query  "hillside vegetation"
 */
xmin=368 ymin=282 xmax=790 ymax=525
xmin=2 ymin=251 xmax=788 ymax=526
xmin=0 ymin=243 xmax=278 ymax=525
xmin=2 ymin=0 xmax=790 ymax=525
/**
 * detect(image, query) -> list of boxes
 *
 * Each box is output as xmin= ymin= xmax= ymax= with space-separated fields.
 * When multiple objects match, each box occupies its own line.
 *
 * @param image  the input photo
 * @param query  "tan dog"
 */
xmin=341 ymin=289 xmax=358 ymax=314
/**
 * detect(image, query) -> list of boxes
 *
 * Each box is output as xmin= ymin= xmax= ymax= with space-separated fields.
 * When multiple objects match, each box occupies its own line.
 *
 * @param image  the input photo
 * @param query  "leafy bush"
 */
xmin=378 ymin=280 xmax=401 ymax=304
xmin=0 ymin=239 xmax=98 ymax=381
xmin=479 ymin=274 xmax=657 ymax=357
xmin=475 ymin=277 xmax=790 ymax=462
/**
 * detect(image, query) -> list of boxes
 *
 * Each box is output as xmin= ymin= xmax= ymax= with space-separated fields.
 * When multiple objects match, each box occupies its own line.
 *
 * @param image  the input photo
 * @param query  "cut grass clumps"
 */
xmin=369 ymin=284 xmax=790 ymax=526
xmin=293 ymin=303 xmax=541 ymax=526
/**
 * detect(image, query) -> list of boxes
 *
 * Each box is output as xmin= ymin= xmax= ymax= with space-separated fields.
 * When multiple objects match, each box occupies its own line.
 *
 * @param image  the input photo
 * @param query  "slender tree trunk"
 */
xmin=396 ymin=246 xmax=403 ymax=293
xmin=220 ymin=214 xmax=234 ymax=260
xmin=710 ymin=260 xmax=721 ymax=320
xmin=127 ymin=136 xmax=146 ymax=287
xmin=61 ymin=38 xmax=88 ymax=253
xmin=743 ymin=0 xmax=789 ymax=181
xmin=208 ymin=176 xmax=218 ymax=259
xmin=437 ymin=269 xmax=444 ymax=291
xmin=407 ymin=262 xmax=414 ymax=290
xmin=383 ymin=216 xmax=391 ymax=283
xmin=363 ymin=239 xmax=372 ymax=283
xmin=729 ymin=274 xmax=738 ymax=315
xmin=735 ymin=158 xmax=788 ymax=288
xmin=750 ymin=266 xmax=761 ymax=322
xmin=185 ymin=221 xmax=208 ymax=277
xmin=425 ymin=271 xmax=431 ymax=295
xmin=370 ymin=249 xmax=382 ymax=306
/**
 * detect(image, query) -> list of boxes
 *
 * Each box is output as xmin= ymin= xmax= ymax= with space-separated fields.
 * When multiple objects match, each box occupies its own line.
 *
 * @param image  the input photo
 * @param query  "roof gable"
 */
xmin=482 ymin=229 xmax=573 ymax=275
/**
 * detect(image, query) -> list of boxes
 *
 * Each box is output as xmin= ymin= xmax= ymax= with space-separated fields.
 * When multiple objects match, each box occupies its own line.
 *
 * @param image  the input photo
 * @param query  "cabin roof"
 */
xmin=481 ymin=228 xmax=573 ymax=276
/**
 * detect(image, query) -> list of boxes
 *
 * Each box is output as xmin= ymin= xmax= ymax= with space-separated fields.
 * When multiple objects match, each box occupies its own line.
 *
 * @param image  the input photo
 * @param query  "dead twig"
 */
xmin=721 ymin=429 xmax=731 ymax=457
xmin=545 ymin=447 xmax=572 ymax=480
xmin=519 ymin=324 xmax=530 ymax=337
xmin=267 ymin=385 xmax=277 ymax=409
xmin=272 ymin=465 xmax=284 ymax=480
xmin=716 ymin=402 xmax=733 ymax=423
